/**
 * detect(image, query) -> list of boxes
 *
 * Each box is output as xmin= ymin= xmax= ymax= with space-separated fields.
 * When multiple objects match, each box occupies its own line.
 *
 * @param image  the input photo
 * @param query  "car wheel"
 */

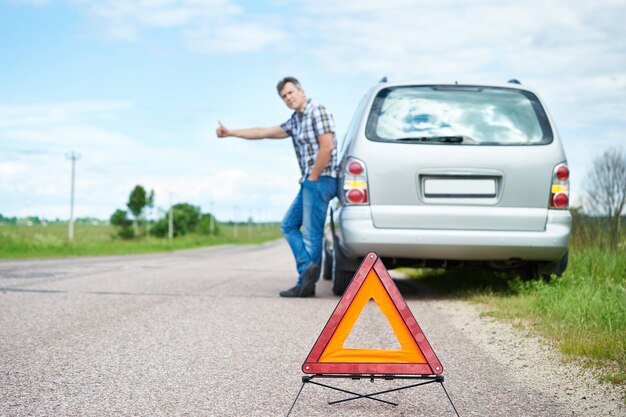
xmin=322 ymin=239 xmax=332 ymax=280
xmin=331 ymin=245 xmax=356 ymax=296
xmin=518 ymin=250 xmax=569 ymax=281
xmin=537 ymin=250 xmax=569 ymax=279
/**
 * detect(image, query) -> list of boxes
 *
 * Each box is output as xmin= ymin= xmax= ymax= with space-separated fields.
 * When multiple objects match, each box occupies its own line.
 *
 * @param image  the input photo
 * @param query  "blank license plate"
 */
xmin=424 ymin=178 xmax=496 ymax=197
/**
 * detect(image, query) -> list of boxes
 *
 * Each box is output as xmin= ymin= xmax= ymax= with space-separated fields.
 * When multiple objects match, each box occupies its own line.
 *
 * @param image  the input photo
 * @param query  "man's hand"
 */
xmin=307 ymin=133 xmax=334 ymax=181
xmin=216 ymin=121 xmax=230 ymax=138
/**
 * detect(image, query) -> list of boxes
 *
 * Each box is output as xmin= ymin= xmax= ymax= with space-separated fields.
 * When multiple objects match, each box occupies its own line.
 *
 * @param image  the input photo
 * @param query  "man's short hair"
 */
xmin=277 ymin=76 xmax=302 ymax=95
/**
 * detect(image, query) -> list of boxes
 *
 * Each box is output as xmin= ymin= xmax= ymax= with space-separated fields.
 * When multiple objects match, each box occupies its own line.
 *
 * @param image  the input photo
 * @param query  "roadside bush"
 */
xmin=151 ymin=218 xmax=173 ymax=238
xmin=116 ymin=226 xmax=135 ymax=239
xmin=151 ymin=203 xmax=202 ymax=237
xmin=196 ymin=213 xmax=219 ymax=235
xmin=109 ymin=209 xmax=134 ymax=239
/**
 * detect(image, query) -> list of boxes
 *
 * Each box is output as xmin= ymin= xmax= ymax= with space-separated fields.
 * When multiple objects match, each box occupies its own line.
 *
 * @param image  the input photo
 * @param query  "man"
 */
xmin=216 ymin=76 xmax=338 ymax=298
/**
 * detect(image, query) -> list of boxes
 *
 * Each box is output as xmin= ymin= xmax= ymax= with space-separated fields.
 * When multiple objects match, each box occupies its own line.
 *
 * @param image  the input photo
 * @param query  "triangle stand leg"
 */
xmin=285 ymin=374 xmax=462 ymax=417
xmin=440 ymin=380 xmax=462 ymax=417
xmin=285 ymin=377 xmax=308 ymax=417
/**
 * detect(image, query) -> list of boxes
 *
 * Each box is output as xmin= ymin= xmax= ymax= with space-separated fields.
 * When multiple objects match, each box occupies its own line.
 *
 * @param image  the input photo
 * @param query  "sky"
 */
xmin=1 ymin=0 xmax=625 ymax=223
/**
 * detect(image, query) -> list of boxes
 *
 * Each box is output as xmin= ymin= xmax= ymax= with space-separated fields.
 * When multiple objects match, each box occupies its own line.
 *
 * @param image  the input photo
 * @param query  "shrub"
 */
xmin=150 ymin=203 xmax=202 ymax=237
xmin=197 ymin=213 xmax=219 ymax=235
xmin=109 ymin=209 xmax=134 ymax=239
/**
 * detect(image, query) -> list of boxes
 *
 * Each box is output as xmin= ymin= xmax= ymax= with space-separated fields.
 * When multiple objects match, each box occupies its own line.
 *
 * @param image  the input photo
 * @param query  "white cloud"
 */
xmin=5 ymin=0 xmax=50 ymax=4
xmin=0 ymin=101 xmax=134 ymax=129
xmin=70 ymin=0 xmax=249 ymax=44
xmin=64 ymin=0 xmax=290 ymax=53
xmin=540 ymin=73 xmax=626 ymax=127
xmin=0 ymin=101 xmax=139 ymax=162
xmin=76 ymin=0 xmax=241 ymax=27
xmin=296 ymin=1 xmax=625 ymax=81
xmin=0 ymin=155 xmax=65 ymax=214
xmin=0 ymin=98 xmax=299 ymax=220
xmin=67 ymin=165 xmax=299 ymax=222
xmin=185 ymin=21 xmax=287 ymax=53
xmin=0 ymin=161 xmax=26 ymax=182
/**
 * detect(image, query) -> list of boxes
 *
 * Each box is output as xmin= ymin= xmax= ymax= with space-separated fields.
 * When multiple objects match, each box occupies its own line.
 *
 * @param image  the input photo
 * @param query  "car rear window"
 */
xmin=365 ymin=86 xmax=553 ymax=145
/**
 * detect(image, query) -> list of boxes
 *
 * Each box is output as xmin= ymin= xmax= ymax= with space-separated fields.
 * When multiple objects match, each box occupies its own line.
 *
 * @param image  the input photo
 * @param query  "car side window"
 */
xmin=339 ymin=94 xmax=368 ymax=160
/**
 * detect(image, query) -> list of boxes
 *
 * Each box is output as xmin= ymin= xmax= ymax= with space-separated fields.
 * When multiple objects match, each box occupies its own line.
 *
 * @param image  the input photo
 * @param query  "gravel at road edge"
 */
xmin=440 ymin=299 xmax=625 ymax=416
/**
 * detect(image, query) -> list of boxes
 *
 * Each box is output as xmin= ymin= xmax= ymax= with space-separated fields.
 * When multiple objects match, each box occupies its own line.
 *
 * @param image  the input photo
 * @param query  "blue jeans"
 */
xmin=281 ymin=176 xmax=338 ymax=287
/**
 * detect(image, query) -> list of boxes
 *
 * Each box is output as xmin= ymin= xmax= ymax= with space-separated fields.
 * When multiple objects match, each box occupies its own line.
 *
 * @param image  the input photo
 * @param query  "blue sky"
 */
xmin=1 ymin=0 xmax=625 ymax=222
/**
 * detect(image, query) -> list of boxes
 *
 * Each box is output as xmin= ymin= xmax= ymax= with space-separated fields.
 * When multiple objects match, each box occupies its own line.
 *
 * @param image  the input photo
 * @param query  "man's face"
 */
xmin=280 ymin=82 xmax=307 ymax=111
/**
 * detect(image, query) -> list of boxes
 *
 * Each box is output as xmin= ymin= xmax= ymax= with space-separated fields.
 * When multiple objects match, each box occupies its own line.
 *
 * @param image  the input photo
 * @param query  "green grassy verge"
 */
xmin=402 ymin=243 xmax=626 ymax=391
xmin=0 ymin=223 xmax=283 ymax=259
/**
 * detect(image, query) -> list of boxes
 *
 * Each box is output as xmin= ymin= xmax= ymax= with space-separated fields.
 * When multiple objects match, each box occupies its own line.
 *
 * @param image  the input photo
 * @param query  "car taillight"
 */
xmin=555 ymin=165 xmax=569 ymax=181
xmin=346 ymin=188 xmax=368 ymax=204
xmin=549 ymin=162 xmax=569 ymax=209
xmin=343 ymin=158 xmax=369 ymax=205
xmin=347 ymin=161 xmax=364 ymax=175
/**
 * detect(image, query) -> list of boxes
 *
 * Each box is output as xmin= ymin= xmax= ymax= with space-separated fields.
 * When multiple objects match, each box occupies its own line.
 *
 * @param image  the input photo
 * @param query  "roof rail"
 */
xmin=508 ymin=79 xmax=521 ymax=84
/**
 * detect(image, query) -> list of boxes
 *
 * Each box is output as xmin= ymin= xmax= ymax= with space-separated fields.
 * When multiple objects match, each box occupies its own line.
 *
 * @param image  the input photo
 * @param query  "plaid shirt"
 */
xmin=280 ymin=99 xmax=338 ymax=182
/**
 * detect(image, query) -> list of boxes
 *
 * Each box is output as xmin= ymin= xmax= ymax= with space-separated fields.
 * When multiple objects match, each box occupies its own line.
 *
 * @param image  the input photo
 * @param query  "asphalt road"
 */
xmin=1 ymin=240 xmax=624 ymax=417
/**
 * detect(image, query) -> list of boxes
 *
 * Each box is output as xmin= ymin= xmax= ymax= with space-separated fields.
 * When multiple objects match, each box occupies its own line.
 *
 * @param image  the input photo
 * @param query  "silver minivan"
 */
xmin=325 ymin=80 xmax=571 ymax=295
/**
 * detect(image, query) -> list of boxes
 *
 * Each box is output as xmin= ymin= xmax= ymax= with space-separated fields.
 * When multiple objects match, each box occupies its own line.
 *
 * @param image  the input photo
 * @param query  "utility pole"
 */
xmin=210 ymin=201 xmax=215 ymax=235
xmin=146 ymin=189 xmax=154 ymax=236
xmin=66 ymin=151 xmax=80 ymax=241
xmin=248 ymin=208 xmax=253 ymax=239
xmin=168 ymin=193 xmax=174 ymax=240
xmin=233 ymin=205 xmax=239 ymax=238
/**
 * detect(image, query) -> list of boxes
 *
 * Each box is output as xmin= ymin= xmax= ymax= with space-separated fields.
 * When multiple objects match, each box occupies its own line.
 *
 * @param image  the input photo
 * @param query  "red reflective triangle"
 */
xmin=302 ymin=252 xmax=443 ymax=375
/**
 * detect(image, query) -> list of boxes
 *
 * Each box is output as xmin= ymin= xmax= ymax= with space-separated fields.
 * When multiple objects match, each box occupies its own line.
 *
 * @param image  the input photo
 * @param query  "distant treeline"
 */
xmin=0 ymin=215 xmax=107 ymax=226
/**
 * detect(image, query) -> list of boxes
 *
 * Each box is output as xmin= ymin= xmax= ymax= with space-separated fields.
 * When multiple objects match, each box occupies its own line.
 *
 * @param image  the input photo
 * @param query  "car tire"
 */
xmin=519 ymin=250 xmax=569 ymax=281
xmin=537 ymin=250 xmax=569 ymax=279
xmin=322 ymin=239 xmax=332 ymax=280
xmin=331 ymin=245 xmax=356 ymax=296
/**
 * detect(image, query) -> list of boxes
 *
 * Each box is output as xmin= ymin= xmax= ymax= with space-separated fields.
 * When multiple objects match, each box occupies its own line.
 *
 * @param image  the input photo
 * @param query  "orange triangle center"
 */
xmin=318 ymin=269 xmax=427 ymax=364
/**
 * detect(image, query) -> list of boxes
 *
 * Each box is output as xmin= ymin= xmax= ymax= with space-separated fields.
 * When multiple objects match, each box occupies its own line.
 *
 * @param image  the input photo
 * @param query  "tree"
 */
xmin=109 ymin=209 xmax=134 ymax=239
xmin=127 ymin=185 xmax=147 ymax=237
xmin=0 ymin=214 xmax=17 ymax=225
xmin=151 ymin=203 xmax=202 ymax=237
xmin=197 ymin=213 xmax=220 ymax=235
xmin=585 ymin=147 xmax=626 ymax=250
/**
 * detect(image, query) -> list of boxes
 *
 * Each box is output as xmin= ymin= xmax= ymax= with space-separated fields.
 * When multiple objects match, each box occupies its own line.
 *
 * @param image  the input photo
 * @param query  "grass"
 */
xmin=402 ymin=227 xmax=626 ymax=393
xmin=0 ymin=223 xmax=283 ymax=259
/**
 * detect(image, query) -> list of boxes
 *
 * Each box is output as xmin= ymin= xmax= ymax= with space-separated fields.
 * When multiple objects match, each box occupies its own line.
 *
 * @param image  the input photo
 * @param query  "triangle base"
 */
xmin=285 ymin=374 xmax=461 ymax=417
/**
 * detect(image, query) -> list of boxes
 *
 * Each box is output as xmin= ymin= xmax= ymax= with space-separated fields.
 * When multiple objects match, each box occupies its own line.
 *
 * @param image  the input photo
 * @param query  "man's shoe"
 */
xmin=299 ymin=264 xmax=320 ymax=298
xmin=279 ymin=286 xmax=301 ymax=298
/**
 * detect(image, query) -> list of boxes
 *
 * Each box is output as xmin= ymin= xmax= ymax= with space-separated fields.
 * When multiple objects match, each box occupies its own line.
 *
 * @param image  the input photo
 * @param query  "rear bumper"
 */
xmin=335 ymin=207 xmax=571 ymax=262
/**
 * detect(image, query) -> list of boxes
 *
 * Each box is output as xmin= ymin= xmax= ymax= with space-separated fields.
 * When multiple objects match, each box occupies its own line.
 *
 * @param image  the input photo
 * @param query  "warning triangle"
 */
xmin=302 ymin=252 xmax=443 ymax=376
